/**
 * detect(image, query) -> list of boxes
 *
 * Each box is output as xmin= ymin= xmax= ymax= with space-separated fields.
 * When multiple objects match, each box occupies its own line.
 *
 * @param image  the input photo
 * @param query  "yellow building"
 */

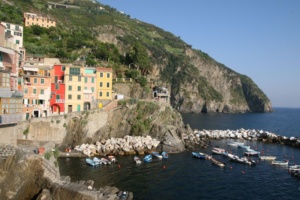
xmin=23 ymin=13 xmax=56 ymax=28
xmin=64 ymin=65 xmax=84 ymax=113
xmin=96 ymin=67 xmax=113 ymax=106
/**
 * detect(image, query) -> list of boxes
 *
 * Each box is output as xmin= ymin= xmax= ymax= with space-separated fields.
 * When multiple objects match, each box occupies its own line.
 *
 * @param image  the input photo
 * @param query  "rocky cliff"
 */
xmin=0 ymin=144 xmax=133 ymax=200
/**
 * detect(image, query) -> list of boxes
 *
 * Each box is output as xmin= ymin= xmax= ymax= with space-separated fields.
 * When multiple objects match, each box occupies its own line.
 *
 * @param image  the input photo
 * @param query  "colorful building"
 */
xmin=0 ymin=24 xmax=23 ymax=126
xmin=50 ymin=64 xmax=65 ymax=115
xmin=23 ymin=12 xmax=56 ymax=28
xmin=22 ymin=64 xmax=52 ymax=119
xmin=96 ymin=67 xmax=113 ymax=107
xmin=64 ymin=65 xmax=84 ymax=113
xmin=83 ymin=67 xmax=97 ymax=110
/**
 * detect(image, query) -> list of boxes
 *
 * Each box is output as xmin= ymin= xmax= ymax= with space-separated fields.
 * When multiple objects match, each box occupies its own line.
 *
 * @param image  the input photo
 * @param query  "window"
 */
xmin=91 ymin=77 xmax=94 ymax=83
xmin=100 ymin=72 xmax=103 ymax=77
xmin=84 ymin=87 xmax=87 ymax=90
xmin=40 ymin=89 xmax=44 ymax=94
xmin=91 ymin=87 xmax=94 ymax=92
xmin=33 ymin=89 xmax=37 ymax=94
xmin=99 ymin=92 xmax=102 ymax=97
xmin=68 ymin=86 xmax=72 ymax=91
xmin=24 ymin=88 xmax=28 ymax=94
xmin=55 ymin=76 xmax=58 ymax=83
xmin=85 ymin=77 xmax=88 ymax=83
xmin=6 ymin=24 xmax=10 ymax=29
xmin=78 ymin=76 xmax=81 ymax=82
xmin=107 ymin=73 xmax=110 ymax=78
xmin=62 ymin=66 xmax=65 ymax=71
xmin=68 ymin=95 xmax=72 ymax=100
xmin=106 ymin=92 xmax=109 ymax=97
xmin=56 ymin=95 xmax=60 ymax=100
xmin=55 ymin=83 xmax=59 ymax=90
xmin=77 ymin=95 xmax=81 ymax=100
xmin=41 ymin=79 xmax=44 ymax=84
xmin=34 ymin=78 xmax=37 ymax=83
xmin=106 ymin=82 xmax=110 ymax=88
xmin=70 ymin=68 xmax=80 ymax=75
xmin=100 ymin=82 xmax=103 ymax=87
xmin=16 ymin=40 xmax=20 ymax=44
xmin=78 ymin=86 xmax=81 ymax=91
xmin=69 ymin=76 xmax=72 ymax=81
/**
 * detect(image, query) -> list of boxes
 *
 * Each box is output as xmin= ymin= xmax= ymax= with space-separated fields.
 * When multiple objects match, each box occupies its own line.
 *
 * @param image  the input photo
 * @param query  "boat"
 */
xmin=152 ymin=152 xmax=163 ymax=159
xmin=238 ymin=144 xmax=250 ymax=149
xmin=289 ymin=165 xmax=300 ymax=172
xmin=134 ymin=156 xmax=142 ymax=164
xmin=228 ymin=142 xmax=244 ymax=147
xmin=162 ymin=151 xmax=169 ymax=159
xmin=212 ymin=148 xmax=226 ymax=155
xmin=93 ymin=157 xmax=102 ymax=165
xmin=86 ymin=158 xmax=100 ymax=166
xmin=211 ymin=157 xmax=225 ymax=167
xmin=222 ymin=152 xmax=235 ymax=159
xmin=199 ymin=152 xmax=212 ymax=160
xmin=244 ymin=150 xmax=260 ymax=156
xmin=101 ymin=158 xmax=111 ymax=165
xmin=271 ymin=160 xmax=289 ymax=166
xmin=108 ymin=155 xmax=117 ymax=163
xmin=143 ymin=154 xmax=152 ymax=163
xmin=259 ymin=156 xmax=277 ymax=160
xmin=192 ymin=152 xmax=206 ymax=159
xmin=230 ymin=155 xmax=254 ymax=165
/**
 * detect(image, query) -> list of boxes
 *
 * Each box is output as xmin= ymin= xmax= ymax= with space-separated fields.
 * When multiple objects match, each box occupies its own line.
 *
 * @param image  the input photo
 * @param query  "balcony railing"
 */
xmin=55 ymin=99 xmax=65 ymax=103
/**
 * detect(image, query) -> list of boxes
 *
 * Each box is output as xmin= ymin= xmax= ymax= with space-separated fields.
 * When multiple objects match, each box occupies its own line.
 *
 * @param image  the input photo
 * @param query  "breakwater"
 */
xmin=190 ymin=128 xmax=300 ymax=148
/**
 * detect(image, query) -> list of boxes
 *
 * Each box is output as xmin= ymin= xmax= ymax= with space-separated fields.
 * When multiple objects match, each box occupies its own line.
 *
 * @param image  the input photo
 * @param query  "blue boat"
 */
xmin=86 ymin=158 xmax=100 ymax=166
xmin=143 ymin=154 xmax=152 ymax=163
xmin=192 ymin=152 xmax=206 ymax=159
xmin=162 ymin=151 xmax=169 ymax=159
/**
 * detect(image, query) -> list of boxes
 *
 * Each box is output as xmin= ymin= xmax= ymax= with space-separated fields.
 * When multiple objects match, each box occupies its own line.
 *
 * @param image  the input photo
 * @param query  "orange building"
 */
xmin=23 ymin=12 xmax=56 ymax=28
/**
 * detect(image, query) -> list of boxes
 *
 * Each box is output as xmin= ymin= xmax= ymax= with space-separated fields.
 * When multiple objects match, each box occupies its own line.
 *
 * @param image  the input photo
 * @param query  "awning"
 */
xmin=23 ymin=67 xmax=38 ymax=72
xmin=0 ymin=46 xmax=15 ymax=55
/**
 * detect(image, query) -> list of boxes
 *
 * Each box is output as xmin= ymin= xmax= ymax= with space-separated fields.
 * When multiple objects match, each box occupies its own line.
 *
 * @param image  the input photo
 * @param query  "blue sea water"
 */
xmin=58 ymin=107 xmax=300 ymax=200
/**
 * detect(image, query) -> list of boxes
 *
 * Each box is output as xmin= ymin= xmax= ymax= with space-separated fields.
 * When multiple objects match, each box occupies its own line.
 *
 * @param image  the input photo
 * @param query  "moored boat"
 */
xmin=228 ymin=142 xmax=244 ymax=147
xmin=101 ymin=158 xmax=111 ymax=165
xmin=192 ymin=152 xmax=206 ymax=159
xmin=162 ymin=151 xmax=169 ymax=159
xmin=143 ymin=154 xmax=152 ymax=163
xmin=259 ymin=156 xmax=277 ymax=161
xmin=230 ymin=155 xmax=254 ymax=165
xmin=289 ymin=165 xmax=300 ymax=172
xmin=152 ymin=151 xmax=163 ymax=159
xmin=108 ymin=155 xmax=117 ymax=163
xmin=244 ymin=150 xmax=260 ymax=156
xmin=86 ymin=158 xmax=100 ymax=166
xmin=93 ymin=157 xmax=102 ymax=165
xmin=212 ymin=148 xmax=226 ymax=155
xmin=211 ymin=157 xmax=226 ymax=167
xmin=134 ymin=156 xmax=142 ymax=164
xmin=271 ymin=160 xmax=289 ymax=166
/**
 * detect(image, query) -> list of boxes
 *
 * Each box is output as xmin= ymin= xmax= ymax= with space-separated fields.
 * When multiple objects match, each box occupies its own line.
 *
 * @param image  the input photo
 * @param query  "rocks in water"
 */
xmin=74 ymin=135 xmax=162 ymax=156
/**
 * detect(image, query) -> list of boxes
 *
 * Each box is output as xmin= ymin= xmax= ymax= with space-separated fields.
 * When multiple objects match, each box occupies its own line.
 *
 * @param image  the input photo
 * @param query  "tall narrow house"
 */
xmin=96 ymin=67 xmax=113 ymax=107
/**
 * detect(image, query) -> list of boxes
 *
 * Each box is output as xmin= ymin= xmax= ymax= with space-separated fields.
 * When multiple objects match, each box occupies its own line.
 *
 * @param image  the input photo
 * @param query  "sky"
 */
xmin=98 ymin=0 xmax=300 ymax=108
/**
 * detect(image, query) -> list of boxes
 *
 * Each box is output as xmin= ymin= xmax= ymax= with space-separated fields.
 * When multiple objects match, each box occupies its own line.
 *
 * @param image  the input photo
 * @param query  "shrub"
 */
xmin=44 ymin=151 xmax=52 ymax=160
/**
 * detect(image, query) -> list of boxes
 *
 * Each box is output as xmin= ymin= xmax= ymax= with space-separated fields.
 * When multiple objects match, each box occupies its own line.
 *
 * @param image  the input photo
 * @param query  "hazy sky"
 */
xmin=99 ymin=0 xmax=300 ymax=108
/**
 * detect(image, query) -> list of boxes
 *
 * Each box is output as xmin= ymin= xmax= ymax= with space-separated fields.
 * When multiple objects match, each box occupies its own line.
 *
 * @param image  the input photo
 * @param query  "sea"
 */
xmin=58 ymin=107 xmax=300 ymax=200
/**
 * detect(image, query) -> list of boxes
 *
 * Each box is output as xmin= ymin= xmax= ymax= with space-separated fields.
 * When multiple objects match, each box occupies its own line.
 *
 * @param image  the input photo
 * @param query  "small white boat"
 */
xmin=108 ymin=155 xmax=117 ymax=163
xmin=271 ymin=160 xmax=289 ymax=166
xmin=289 ymin=165 xmax=300 ymax=172
xmin=152 ymin=152 xmax=163 ymax=159
xmin=162 ymin=151 xmax=169 ymax=159
xmin=259 ymin=156 xmax=276 ymax=160
xmin=134 ymin=156 xmax=142 ymax=164
xmin=211 ymin=157 xmax=225 ymax=167
xmin=93 ymin=157 xmax=102 ymax=165
xmin=101 ymin=158 xmax=111 ymax=165
xmin=228 ymin=142 xmax=244 ymax=147
xmin=212 ymin=148 xmax=225 ymax=155
xmin=244 ymin=150 xmax=260 ymax=156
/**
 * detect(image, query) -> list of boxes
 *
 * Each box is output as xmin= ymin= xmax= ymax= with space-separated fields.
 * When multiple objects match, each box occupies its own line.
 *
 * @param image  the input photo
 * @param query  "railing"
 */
xmin=55 ymin=99 xmax=65 ymax=103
